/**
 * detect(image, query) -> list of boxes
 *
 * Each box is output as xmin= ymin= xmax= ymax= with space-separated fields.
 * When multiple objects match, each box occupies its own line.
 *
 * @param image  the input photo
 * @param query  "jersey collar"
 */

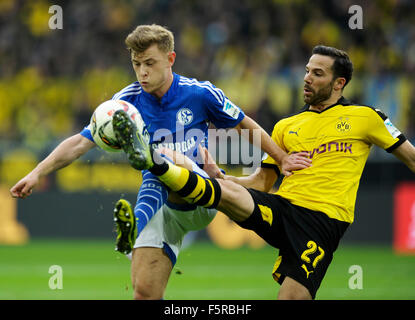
xmin=302 ymin=96 xmax=351 ymax=114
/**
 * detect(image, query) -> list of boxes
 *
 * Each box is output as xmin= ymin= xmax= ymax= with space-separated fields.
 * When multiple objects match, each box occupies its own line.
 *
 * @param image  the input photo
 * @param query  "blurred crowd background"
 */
xmin=1 ymin=0 xmax=415 ymax=191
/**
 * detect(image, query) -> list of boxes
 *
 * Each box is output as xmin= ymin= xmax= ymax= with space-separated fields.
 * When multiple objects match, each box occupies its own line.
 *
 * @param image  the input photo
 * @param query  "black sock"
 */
xmin=148 ymin=150 xmax=170 ymax=176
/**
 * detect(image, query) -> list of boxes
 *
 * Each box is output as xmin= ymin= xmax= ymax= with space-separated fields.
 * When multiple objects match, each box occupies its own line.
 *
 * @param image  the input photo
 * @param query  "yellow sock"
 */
xmin=156 ymin=162 xmax=220 ymax=208
xmin=157 ymin=162 xmax=190 ymax=192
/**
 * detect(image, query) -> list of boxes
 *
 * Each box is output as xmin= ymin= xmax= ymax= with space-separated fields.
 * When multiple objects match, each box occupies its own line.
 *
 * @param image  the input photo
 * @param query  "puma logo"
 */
xmin=301 ymin=264 xmax=314 ymax=279
xmin=288 ymin=128 xmax=300 ymax=136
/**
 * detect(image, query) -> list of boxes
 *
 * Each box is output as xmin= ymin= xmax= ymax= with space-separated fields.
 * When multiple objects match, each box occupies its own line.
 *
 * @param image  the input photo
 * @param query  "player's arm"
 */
xmin=235 ymin=115 xmax=311 ymax=176
xmin=10 ymin=134 xmax=95 ymax=199
xmin=223 ymin=167 xmax=278 ymax=192
xmin=366 ymin=108 xmax=415 ymax=173
xmin=392 ymin=140 xmax=415 ymax=173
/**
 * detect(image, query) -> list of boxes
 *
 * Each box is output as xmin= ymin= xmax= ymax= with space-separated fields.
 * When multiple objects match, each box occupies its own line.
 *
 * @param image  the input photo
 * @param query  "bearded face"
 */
xmin=303 ymin=79 xmax=334 ymax=106
xmin=303 ymin=54 xmax=340 ymax=107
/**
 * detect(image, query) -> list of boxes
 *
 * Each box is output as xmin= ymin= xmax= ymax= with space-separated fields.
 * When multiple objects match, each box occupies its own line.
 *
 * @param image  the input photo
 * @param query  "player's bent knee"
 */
xmin=133 ymin=289 xmax=162 ymax=300
xmin=278 ymin=277 xmax=312 ymax=300
xmin=216 ymin=179 xmax=255 ymax=222
xmin=131 ymin=248 xmax=172 ymax=300
xmin=217 ymin=179 xmax=241 ymax=201
xmin=278 ymin=289 xmax=312 ymax=300
xmin=132 ymin=279 xmax=163 ymax=300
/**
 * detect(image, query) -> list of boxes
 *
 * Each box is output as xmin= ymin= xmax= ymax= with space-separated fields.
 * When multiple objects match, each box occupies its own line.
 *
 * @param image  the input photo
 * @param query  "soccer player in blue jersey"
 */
xmin=10 ymin=24 xmax=310 ymax=300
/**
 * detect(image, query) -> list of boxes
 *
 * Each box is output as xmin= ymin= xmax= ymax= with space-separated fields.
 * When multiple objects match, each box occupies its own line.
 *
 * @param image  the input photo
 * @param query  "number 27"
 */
xmin=301 ymin=240 xmax=325 ymax=268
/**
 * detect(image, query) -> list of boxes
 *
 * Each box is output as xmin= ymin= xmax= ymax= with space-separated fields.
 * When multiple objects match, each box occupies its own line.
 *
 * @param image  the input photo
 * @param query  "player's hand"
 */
xmin=280 ymin=152 xmax=312 ymax=177
xmin=10 ymin=172 xmax=40 ymax=199
xmin=200 ymin=147 xmax=224 ymax=179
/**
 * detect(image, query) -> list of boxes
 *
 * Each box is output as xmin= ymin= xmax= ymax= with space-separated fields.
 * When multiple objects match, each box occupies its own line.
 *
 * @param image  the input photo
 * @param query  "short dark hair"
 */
xmin=312 ymin=45 xmax=353 ymax=88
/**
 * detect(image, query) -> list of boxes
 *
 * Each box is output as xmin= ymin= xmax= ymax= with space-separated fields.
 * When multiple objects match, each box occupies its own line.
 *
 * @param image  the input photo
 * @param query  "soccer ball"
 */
xmin=90 ymin=100 xmax=147 ymax=153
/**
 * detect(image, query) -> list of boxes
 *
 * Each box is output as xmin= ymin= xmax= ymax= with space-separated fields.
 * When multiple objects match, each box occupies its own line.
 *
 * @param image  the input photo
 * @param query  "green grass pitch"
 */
xmin=0 ymin=240 xmax=414 ymax=300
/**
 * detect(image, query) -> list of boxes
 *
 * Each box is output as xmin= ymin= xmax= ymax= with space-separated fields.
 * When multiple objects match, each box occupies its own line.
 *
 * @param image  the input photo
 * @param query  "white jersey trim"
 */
xmin=112 ymin=82 xmax=142 ymax=100
xmin=178 ymin=77 xmax=225 ymax=105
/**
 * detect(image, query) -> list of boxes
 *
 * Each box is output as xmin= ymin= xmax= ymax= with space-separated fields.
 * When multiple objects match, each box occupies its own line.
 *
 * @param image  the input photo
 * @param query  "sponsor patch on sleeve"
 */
xmin=222 ymin=98 xmax=240 ymax=119
xmin=384 ymin=118 xmax=401 ymax=138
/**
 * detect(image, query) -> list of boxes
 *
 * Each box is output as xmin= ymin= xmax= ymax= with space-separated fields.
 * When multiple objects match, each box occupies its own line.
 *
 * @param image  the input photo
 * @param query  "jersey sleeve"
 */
xmin=366 ymin=108 xmax=406 ymax=152
xmin=260 ymin=122 xmax=283 ymax=176
xmin=111 ymin=82 xmax=141 ymax=101
xmin=80 ymin=124 xmax=94 ymax=142
xmin=203 ymin=82 xmax=245 ymax=128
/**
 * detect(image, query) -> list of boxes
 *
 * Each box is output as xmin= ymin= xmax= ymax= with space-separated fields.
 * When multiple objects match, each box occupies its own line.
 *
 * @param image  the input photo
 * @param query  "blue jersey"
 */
xmin=81 ymin=73 xmax=245 ymax=164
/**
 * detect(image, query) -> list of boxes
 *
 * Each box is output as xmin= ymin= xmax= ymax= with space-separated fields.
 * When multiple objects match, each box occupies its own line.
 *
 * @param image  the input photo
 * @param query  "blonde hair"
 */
xmin=125 ymin=24 xmax=174 ymax=53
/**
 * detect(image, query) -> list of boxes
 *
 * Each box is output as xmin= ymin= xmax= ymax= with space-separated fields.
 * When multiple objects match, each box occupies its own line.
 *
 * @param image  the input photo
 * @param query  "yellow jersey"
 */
xmin=262 ymin=97 xmax=406 ymax=223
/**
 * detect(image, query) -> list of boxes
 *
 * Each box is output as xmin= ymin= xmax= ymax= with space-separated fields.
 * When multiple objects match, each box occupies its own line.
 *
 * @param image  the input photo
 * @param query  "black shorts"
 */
xmin=235 ymin=188 xmax=350 ymax=299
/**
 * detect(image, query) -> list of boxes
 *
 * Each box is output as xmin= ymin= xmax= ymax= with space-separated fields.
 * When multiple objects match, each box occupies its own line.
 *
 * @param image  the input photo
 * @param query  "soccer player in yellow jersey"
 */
xmin=112 ymin=45 xmax=415 ymax=299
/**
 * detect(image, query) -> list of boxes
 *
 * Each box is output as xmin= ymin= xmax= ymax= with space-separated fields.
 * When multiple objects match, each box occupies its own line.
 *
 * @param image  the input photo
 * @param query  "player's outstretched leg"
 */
xmin=112 ymin=109 xmax=221 ymax=208
xmin=113 ymin=199 xmax=138 ymax=254
xmin=112 ymin=110 xmax=153 ymax=170
xmin=146 ymin=157 xmax=255 ymax=222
